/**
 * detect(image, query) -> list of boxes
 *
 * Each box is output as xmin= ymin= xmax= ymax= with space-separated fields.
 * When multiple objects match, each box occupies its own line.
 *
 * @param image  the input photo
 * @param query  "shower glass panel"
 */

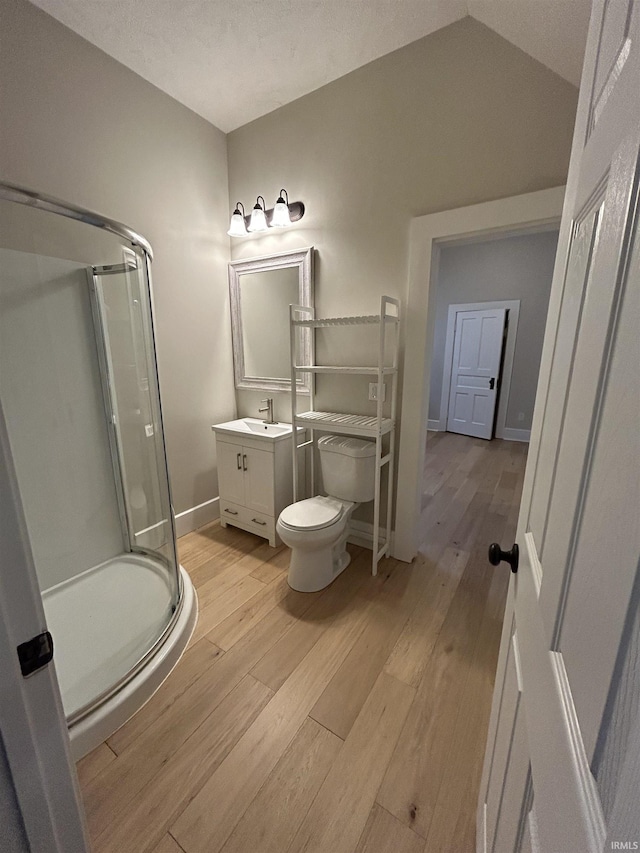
xmin=0 ymin=190 xmax=182 ymax=732
xmin=92 ymin=257 xmax=178 ymax=571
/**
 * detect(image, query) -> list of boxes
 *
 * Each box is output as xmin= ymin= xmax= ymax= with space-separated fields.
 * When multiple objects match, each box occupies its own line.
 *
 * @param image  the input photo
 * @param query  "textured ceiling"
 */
xmin=28 ymin=0 xmax=591 ymax=132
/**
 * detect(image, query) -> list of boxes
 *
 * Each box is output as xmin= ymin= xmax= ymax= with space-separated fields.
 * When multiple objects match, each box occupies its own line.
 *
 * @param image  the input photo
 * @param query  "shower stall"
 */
xmin=0 ymin=183 xmax=197 ymax=759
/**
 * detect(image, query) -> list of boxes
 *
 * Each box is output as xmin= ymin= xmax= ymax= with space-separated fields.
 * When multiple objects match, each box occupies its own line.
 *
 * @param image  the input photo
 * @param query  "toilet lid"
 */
xmin=279 ymin=496 xmax=344 ymax=531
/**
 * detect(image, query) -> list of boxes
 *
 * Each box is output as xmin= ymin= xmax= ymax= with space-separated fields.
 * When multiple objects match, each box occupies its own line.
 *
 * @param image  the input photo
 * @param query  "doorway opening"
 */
xmin=394 ymin=187 xmax=565 ymax=562
xmin=429 ymin=227 xmax=558 ymax=443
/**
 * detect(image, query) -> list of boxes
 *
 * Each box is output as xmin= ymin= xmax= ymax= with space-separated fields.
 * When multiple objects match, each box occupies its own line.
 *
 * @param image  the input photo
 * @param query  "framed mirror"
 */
xmin=229 ymin=246 xmax=314 ymax=393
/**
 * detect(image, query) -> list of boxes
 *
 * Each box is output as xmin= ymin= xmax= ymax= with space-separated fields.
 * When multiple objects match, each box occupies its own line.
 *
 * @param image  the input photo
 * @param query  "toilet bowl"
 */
xmin=277 ymin=496 xmax=356 ymax=592
xmin=277 ymin=435 xmax=376 ymax=592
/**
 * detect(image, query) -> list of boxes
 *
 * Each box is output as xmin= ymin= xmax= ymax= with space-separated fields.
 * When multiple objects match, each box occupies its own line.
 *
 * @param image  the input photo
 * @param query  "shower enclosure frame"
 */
xmin=73 ymin=252 xmax=185 ymax=727
xmin=0 ymin=182 xmax=197 ymax=757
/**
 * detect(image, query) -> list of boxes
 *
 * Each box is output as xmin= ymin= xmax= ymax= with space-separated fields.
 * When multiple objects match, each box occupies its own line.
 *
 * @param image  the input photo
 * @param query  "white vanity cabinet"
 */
xmin=213 ymin=425 xmax=295 ymax=546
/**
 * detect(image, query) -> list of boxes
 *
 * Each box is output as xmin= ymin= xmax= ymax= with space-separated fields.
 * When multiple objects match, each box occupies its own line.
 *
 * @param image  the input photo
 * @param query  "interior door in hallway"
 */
xmin=478 ymin=1 xmax=640 ymax=851
xmin=446 ymin=307 xmax=506 ymax=439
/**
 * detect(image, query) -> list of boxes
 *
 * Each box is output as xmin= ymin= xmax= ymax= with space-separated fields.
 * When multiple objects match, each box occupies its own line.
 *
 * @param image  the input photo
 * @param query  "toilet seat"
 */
xmin=278 ymin=496 xmax=345 ymax=531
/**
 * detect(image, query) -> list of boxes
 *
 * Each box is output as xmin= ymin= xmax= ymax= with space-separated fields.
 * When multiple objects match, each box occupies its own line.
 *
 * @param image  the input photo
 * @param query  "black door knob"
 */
xmin=488 ymin=542 xmax=519 ymax=573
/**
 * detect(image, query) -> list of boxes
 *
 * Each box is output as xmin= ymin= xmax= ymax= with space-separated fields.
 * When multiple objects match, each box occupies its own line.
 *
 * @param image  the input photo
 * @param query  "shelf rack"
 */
xmin=289 ymin=295 xmax=400 ymax=575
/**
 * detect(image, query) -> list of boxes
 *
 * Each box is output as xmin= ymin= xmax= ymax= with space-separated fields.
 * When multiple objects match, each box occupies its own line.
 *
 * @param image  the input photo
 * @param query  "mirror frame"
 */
xmin=229 ymin=246 xmax=314 ymax=393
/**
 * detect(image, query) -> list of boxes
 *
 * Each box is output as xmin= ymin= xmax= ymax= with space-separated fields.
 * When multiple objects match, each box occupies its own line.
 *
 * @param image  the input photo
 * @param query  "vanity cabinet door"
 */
xmin=243 ymin=447 xmax=274 ymax=515
xmin=216 ymin=440 xmax=245 ymax=506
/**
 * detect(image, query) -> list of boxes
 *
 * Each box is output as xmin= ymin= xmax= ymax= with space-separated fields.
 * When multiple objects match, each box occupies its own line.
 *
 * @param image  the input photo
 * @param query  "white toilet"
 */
xmin=277 ymin=435 xmax=376 ymax=592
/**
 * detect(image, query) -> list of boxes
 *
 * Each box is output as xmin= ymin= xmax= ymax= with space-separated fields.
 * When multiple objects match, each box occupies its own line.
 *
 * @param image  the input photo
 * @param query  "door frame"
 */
xmin=434 ymin=299 xmax=521 ymax=440
xmin=393 ymin=186 xmax=564 ymax=562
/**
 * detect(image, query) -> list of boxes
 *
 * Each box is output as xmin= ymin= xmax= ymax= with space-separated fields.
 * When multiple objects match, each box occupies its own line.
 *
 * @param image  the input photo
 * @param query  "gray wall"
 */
xmin=0 ymin=0 xmax=234 ymax=517
xmin=429 ymin=229 xmax=559 ymax=431
xmin=227 ymin=18 xmax=578 ymax=428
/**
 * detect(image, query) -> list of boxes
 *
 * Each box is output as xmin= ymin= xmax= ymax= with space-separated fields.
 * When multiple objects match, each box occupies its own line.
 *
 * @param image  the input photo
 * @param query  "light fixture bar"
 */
xmin=227 ymin=190 xmax=305 ymax=236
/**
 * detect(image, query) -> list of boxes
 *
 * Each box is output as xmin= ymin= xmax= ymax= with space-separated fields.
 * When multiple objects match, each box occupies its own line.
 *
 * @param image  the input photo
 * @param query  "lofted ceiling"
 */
xmin=29 ymin=0 xmax=592 ymax=133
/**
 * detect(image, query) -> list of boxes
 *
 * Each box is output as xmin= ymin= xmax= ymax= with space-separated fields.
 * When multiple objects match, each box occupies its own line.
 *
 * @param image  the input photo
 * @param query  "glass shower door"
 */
xmin=90 ymin=252 xmax=179 ymax=595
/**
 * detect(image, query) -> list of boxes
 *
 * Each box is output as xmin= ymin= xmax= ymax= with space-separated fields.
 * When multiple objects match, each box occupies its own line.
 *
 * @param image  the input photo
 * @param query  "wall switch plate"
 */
xmin=369 ymin=382 xmax=386 ymax=402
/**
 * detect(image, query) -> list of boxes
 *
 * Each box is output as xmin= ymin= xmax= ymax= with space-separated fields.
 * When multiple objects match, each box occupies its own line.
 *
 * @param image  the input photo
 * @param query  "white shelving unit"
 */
xmin=289 ymin=295 xmax=400 ymax=575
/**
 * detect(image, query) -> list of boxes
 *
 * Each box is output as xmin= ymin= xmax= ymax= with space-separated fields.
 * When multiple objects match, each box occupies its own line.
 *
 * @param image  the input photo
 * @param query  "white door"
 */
xmin=447 ymin=307 xmax=506 ymax=439
xmin=0 ymin=403 xmax=89 ymax=852
xmin=479 ymin=2 xmax=640 ymax=852
xmin=216 ymin=439 xmax=246 ymax=506
xmin=243 ymin=446 xmax=274 ymax=515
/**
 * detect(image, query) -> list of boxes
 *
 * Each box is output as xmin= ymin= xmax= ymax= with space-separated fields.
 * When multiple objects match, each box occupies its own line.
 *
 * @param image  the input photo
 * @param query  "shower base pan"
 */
xmin=42 ymin=554 xmax=197 ymax=760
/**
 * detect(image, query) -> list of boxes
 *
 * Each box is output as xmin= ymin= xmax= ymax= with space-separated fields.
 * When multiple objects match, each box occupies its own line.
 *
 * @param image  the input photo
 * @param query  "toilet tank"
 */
xmin=318 ymin=435 xmax=376 ymax=502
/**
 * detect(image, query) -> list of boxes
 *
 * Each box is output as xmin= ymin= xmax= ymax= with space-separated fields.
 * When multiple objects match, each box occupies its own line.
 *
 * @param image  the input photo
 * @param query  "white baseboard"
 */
xmin=428 ymin=418 xmax=445 ymax=431
xmin=174 ymin=497 xmax=220 ymax=538
xmin=500 ymin=427 xmax=531 ymax=443
xmin=347 ymin=519 xmax=394 ymax=553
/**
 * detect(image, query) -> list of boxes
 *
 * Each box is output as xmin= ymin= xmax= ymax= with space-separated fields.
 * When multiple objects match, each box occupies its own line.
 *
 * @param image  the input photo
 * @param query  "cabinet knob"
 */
xmin=488 ymin=542 xmax=519 ymax=573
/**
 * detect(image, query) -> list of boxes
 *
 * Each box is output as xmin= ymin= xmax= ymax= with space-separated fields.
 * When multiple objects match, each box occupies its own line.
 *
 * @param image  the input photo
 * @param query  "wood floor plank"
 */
xmin=83 ymin=590 xmax=317 ymax=839
xmin=249 ymin=545 xmax=288 ymax=583
xmin=287 ymin=672 xmax=415 ymax=853
xmin=194 ymin=541 xmax=278 ymax=610
xmin=107 ymin=638 xmax=224 ymax=755
xmin=354 ymin=804 xmax=424 ymax=853
xmin=206 ymin=573 xmax=300 ymax=651
xmin=190 ymin=574 xmax=266 ymax=645
xmin=93 ymin=675 xmax=273 ymax=853
xmin=419 ymin=473 xmax=480 ymax=561
xmin=220 ymin=717 xmax=342 ymax=853
xmin=423 ymin=566 xmax=509 ymax=852
xmin=76 ymin=742 xmax=116 ymax=788
xmin=178 ymin=522 xmax=262 ymax=578
xmin=150 ymin=834 xmax=184 ymax=853
xmin=249 ymin=548 xmax=371 ymax=692
xmin=186 ymin=537 xmax=265 ymax=587
xmin=309 ymin=561 xmax=416 ymax=739
xmin=170 ymin=591 xmax=370 ymax=853
xmin=384 ymin=547 xmax=468 ymax=688
xmin=375 ymin=555 xmax=493 ymax=839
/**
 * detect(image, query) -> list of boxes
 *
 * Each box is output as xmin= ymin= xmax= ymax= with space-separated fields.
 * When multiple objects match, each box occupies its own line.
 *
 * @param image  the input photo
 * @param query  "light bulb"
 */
xmin=271 ymin=195 xmax=292 ymax=227
xmin=248 ymin=199 xmax=268 ymax=232
xmin=227 ymin=209 xmax=247 ymax=237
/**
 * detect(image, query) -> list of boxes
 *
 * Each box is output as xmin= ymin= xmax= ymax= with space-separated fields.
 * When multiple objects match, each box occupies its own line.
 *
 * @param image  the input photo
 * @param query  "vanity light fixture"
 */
xmin=248 ymin=196 xmax=269 ymax=232
xmin=227 ymin=189 xmax=305 ymax=236
xmin=227 ymin=201 xmax=247 ymax=237
xmin=271 ymin=188 xmax=292 ymax=227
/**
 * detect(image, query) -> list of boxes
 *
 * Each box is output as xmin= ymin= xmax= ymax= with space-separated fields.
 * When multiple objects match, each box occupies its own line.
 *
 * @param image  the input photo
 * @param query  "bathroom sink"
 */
xmin=211 ymin=417 xmax=296 ymax=441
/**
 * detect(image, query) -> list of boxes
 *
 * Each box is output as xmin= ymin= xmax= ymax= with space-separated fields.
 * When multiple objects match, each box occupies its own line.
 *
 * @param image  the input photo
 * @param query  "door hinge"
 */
xmin=17 ymin=631 xmax=54 ymax=677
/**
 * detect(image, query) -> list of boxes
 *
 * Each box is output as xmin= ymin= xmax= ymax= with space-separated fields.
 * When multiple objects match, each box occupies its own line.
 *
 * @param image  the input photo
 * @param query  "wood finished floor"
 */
xmin=78 ymin=432 xmax=527 ymax=853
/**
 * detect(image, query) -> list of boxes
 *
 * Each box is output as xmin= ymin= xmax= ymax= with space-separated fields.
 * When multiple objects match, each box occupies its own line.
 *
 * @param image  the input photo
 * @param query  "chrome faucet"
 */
xmin=258 ymin=398 xmax=277 ymax=424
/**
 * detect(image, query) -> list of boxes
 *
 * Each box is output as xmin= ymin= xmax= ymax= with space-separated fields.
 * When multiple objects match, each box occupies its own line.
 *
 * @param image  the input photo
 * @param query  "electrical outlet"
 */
xmin=369 ymin=382 xmax=386 ymax=402
xmin=517 ymin=412 xmax=524 ymax=422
